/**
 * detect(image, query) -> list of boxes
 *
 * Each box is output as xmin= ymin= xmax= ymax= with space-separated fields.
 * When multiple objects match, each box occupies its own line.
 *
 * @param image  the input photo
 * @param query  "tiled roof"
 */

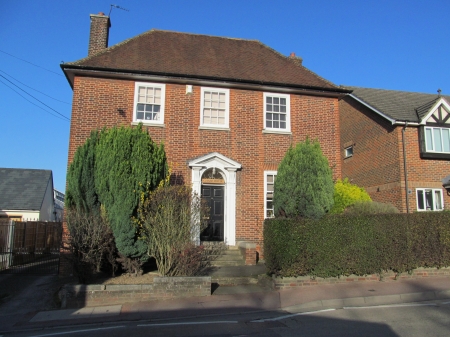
xmin=344 ymin=86 xmax=450 ymax=123
xmin=0 ymin=168 xmax=52 ymax=211
xmin=67 ymin=29 xmax=341 ymax=90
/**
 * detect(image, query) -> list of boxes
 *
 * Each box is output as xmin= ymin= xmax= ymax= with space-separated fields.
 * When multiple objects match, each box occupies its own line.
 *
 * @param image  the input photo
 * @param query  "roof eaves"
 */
xmin=61 ymin=64 xmax=352 ymax=94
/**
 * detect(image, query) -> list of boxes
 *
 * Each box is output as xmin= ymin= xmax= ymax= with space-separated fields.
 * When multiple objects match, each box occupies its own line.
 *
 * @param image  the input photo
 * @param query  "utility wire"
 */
xmin=0 ymin=49 xmax=64 ymax=77
xmin=0 ymin=69 xmax=70 ymax=105
xmin=0 ymin=74 xmax=70 ymax=122
xmin=0 ymin=78 xmax=69 ymax=122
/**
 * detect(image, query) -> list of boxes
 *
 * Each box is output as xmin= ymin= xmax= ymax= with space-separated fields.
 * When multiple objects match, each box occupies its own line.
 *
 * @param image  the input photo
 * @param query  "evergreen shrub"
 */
xmin=264 ymin=212 xmax=450 ymax=278
xmin=273 ymin=138 xmax=334 ymax=219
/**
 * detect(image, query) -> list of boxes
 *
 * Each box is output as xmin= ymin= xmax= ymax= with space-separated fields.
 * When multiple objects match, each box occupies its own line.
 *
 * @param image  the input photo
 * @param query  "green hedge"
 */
xmin=264 ymin=212 xmax=450 ymax=278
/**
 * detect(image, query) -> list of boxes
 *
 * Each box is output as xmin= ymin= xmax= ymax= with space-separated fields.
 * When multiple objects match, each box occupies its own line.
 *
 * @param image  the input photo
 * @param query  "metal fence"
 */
xmin=0 ymin=220 xmax=62 ymax=274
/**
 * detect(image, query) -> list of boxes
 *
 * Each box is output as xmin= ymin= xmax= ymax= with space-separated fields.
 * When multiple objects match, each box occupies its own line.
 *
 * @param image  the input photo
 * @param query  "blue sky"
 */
xmin=1 ymin=0 xmax=449 ymax=192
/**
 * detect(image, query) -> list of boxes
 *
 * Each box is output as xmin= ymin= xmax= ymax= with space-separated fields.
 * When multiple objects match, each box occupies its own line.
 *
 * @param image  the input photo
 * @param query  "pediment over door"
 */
xmin=188 ymin=152 xmax=242 ymax=171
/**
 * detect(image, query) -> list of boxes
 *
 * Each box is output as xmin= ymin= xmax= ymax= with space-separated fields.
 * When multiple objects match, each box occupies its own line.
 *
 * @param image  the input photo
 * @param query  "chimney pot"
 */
xmin=98 ymin=12 xmax=105 ymax=15
xmin=290 ymin=52 xmax=296 ymax=58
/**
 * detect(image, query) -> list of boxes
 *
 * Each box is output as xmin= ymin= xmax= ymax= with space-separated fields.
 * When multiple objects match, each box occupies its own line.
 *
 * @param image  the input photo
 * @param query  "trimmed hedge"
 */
xmin=264 ymin=212 xmax=450 ymax=278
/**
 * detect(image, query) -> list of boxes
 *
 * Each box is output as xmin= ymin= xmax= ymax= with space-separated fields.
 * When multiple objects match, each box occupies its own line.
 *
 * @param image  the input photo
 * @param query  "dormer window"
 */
xmin=419 ymin=99 xmax=450 ymax=159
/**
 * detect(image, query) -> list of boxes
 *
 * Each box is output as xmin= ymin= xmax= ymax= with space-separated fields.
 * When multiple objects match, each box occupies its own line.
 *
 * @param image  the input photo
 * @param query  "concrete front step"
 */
xmin=210 ymin=260 xmax=245 ymax=267
xmin=203 ymin=244 xmax=246 ymax=267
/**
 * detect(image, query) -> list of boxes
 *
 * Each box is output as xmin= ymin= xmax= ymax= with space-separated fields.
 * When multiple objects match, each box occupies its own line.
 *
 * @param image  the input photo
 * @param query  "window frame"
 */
xmin=133 ymin=82 xmax=166 ymax=125
xmin=200 ymin=87 xmax=230 ymax=129
xmin=416 ymin=188 xmax=444 ymax=211
xmin=344 ymin=146 xmax=353 ymax=158
xmin=263 ymin=92 xmax=291 ymax=133
xmin=264 ymin=171 xmax=277 ymax=218
xmin=424 ymin=126 xmax=450 ymax=154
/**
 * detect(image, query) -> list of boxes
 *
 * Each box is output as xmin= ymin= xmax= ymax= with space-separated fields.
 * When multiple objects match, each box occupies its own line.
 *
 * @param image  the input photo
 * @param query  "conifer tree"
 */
xmin=94 ymin=124 xmax=168 ymax=265
xmin=66 ymin=130 xmax=100 ymax=213
xmin=273 ymin=138 xmax=334 ymax=219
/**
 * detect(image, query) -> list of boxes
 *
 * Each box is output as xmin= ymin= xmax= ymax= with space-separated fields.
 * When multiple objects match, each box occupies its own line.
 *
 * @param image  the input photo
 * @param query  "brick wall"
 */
xmin=269 ymin=267 xmax=450 ymax=290
xmin=65 ymin=77 xmax=342 ymax=259
xmin=402 ymin=126 xmax=450 ymax=211
xmin=63 ymin=276 xmax=211 ymax=307
xmin=340 ymin=96 xmax=404 ymax=210
xmin=340 ymin=96 xmax=450 ymax=213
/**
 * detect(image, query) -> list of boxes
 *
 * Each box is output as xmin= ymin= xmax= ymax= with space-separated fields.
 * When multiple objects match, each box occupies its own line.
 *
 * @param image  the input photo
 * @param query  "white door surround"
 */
xmin=189 ymin=152 xmax=242 ymax=246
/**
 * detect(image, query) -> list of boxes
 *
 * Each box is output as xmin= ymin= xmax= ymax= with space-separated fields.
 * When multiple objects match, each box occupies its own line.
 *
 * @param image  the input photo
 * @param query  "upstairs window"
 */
xmin=133 ymin=82 xmax=165 ymax=125
xmin=264 ymin=93 xmax=290 ymax=132
xmin=264 ymin=171 xmax=277 ymax=218
xmin=425 ymin=127 xmax=450 ymax=153
xmin=200 ymin=87 xmax=229 ymax=128
xmin=416 ymin=188 xmax=443 ymax=211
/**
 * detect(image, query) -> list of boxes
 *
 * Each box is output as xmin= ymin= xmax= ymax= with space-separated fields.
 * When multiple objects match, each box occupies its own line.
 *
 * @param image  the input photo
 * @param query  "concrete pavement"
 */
xmin=1 ymin=275 xmax=450 ymax=334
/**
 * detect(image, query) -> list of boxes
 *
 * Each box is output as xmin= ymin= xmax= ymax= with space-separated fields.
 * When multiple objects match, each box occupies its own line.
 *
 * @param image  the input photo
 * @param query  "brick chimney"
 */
xmin=289 ymin=52 xmax=303 ymax=66
xmin=88 ymin=12 xmax=111 ymax=57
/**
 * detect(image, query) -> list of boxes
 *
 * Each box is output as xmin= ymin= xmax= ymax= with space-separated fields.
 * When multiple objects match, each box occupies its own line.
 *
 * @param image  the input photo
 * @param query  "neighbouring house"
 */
xmin=0 ymin=168 xmax=56 ymax=221
xmin=53 ymin=189 xmax=65 ymax=222
xmin=61 ymin=12 xmax=349 ymax=259
xmin=340 ymin=86 xmax=450 ymax=213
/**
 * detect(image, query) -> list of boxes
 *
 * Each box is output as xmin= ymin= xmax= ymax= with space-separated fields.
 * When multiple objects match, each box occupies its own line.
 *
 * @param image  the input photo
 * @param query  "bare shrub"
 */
xmin=345 ymin=201 xmax=400 ymax=214
xmin=171 ymin=242 xmax=226 ymax=276
xmin=65 ymin=208 xmax=117 ymax=283
xmin=137 ymin=185 xmax=211 ymax=276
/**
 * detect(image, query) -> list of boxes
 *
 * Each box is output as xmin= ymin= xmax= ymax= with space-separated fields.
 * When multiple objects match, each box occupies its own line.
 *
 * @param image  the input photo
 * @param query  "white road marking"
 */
xmin=251 ymin=309 xmax=336 ymax=322
xmin=344 ymin=303 xmax=437 ymax=310
xmin=441 ymin=301 xmax=450 ymax=305
xmin=137 ymin=321 xmax=238 ymax=327
xmin=30 ymin=326 xmax=125 ymax=337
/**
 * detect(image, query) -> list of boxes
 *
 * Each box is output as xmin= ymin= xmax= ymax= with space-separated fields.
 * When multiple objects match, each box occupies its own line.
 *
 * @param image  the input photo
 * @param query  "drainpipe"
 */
xmin=402 ymin=122 xmax=410 ymax=213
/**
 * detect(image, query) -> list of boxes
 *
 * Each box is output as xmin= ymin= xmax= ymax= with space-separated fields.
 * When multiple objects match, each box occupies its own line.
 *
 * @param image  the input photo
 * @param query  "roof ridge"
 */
xmin=344 ymin=85 xmax=443 ymax=97
xmin=67 ymin=29 xmax=261 ymax=65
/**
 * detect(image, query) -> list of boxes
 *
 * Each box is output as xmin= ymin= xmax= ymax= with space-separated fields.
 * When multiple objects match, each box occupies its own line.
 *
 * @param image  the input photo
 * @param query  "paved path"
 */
xmin=1 ymin=276 xmax=450 ymax=334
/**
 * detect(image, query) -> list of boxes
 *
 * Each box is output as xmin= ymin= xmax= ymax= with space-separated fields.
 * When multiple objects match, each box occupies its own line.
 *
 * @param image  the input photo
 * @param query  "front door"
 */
xmin=200 ymin=185 xmax=224 ymax=241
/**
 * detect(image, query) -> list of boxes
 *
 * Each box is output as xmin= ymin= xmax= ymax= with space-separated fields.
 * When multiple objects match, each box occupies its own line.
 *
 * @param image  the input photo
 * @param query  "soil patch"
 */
xmin=94 ymin=271 xmax=160 ymax=285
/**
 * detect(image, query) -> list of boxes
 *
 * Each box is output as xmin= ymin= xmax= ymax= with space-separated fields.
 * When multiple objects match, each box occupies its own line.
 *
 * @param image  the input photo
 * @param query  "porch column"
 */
xmin=191 ymin=166 xmax=203 ymax=245
xmin=225 ymin=168 xmax=237 ymax=246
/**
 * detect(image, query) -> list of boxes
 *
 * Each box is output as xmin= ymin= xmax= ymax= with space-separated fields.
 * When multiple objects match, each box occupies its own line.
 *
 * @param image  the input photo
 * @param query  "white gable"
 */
xmin=422 ymin=98 xmax=450 ymax=125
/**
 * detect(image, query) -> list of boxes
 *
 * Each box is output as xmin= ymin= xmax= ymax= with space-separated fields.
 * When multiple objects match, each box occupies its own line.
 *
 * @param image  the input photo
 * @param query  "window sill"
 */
xmin=131 ymin=121 xmax=165 ymax=128
xmin=420 ymin=151 xmax=450 ymax=160
xmin=199 ymin=126 xmax=230 ymax=131
xmin=262 ymin=129 xmax=292 ymax=135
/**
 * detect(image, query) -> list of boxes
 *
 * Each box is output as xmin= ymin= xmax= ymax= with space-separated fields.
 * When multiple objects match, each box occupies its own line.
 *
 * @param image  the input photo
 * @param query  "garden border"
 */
xmin=263 ymin=267 xmax=450 ymax=290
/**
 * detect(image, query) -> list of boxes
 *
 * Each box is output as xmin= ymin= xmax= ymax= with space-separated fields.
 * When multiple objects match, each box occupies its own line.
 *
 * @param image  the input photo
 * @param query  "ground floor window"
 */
xmin=264 ymin=171 xmax=277 ymax=218
xmin=416 ymin=188 xmax=444 ymax=211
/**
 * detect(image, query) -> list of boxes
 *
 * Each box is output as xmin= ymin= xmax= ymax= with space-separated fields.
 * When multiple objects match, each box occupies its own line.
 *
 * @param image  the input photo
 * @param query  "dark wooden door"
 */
xmin=200 ymin=185 xmax=224 ymax=241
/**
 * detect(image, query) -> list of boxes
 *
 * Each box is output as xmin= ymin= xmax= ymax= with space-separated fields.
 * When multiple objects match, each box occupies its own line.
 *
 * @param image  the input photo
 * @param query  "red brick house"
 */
xmin=61 ymin=13 xmax=348 ymax=258
xmin=340 ymin=86 xmax=450 ymax=213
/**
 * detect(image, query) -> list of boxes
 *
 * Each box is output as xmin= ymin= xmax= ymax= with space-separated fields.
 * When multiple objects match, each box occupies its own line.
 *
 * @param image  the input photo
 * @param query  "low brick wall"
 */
xmin=237 ymin=241 xmax=257 ymax=265
xmin=268 ymin=268 xmax=450 ymax=290
xmin=62 ymin=276 xmax=211 ymax=308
